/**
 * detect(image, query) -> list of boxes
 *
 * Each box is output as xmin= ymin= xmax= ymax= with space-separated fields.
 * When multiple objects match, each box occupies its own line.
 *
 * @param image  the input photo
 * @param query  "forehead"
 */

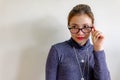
xmin=69 ymin=14 xmax=92 ymax=25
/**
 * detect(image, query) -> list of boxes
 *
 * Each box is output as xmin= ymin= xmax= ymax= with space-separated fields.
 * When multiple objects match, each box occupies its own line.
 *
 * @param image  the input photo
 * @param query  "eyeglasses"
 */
xmin=68 ymin=25 xmax=93 ymax=34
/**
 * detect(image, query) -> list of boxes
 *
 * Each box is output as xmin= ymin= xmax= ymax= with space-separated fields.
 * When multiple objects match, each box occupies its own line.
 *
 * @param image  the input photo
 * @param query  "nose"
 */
xmin=77 ymin=29 xmax=84 ymax=35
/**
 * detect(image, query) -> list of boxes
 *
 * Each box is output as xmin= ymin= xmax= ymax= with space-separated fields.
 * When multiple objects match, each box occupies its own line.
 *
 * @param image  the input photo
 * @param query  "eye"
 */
xmin=83 ymin=25 xmax=90 ymax=28
xmin=71 ymin=25 xmax=77 ymax=28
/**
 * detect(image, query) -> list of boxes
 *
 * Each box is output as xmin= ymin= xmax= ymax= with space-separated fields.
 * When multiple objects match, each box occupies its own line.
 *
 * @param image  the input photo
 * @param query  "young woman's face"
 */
xmin=69 ymin=14 xmax=93 ymax=45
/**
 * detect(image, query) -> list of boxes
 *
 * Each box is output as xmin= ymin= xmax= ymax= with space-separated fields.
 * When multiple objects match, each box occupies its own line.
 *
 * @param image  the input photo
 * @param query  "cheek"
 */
xmin=70 ymin=33 xmax=90 ymax=39
xmin=70 ymin=33 xmax=90 ymax=36
xmin=85 ymin=33 xmax=90 ymax=38
xmin=70 ymin=33 xmax=75 ymax=37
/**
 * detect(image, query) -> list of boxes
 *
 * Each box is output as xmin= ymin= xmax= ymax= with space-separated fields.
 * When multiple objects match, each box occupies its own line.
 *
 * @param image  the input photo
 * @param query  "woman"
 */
xmin=46 ymin=4 xmax=110 ymax=80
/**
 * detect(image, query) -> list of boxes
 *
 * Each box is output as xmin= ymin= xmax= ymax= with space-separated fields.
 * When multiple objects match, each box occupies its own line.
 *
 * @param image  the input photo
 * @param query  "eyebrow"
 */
xmin=70 ymin=23 xmax=78 ymax=26
xmin=70 ymin=23 xmax=92 ymax=27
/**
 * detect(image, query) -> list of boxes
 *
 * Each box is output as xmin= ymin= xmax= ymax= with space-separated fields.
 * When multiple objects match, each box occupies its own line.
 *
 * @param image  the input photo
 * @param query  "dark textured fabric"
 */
xmin=46 ymin=38 xmax=111 ymax=80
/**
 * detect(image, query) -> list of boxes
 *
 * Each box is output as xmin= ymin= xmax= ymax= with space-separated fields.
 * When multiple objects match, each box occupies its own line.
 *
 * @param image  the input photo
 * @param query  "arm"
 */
xmin=46 ymin=46 xmax=59 ymax=80
xmin=93 ymin=50 xmax=111 ymax=80
xmin=91 ymin=27 xmax=111 ymax=80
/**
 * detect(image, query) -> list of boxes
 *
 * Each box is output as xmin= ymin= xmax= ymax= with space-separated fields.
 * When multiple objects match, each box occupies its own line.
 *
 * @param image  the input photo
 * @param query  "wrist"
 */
xmin=94 ymin=46 xmax=104 ymax=52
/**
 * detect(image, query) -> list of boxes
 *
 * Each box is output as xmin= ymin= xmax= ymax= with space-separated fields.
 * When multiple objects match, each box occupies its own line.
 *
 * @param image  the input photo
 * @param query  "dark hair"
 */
xmin=68 ymin=4 xmax=94 ymax=25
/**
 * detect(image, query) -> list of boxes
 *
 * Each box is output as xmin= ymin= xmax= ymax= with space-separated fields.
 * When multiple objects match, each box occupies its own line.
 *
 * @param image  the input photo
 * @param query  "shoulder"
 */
xmin=51 ymin=40 xmax=71 ymax=51
xmin=49 ymin=40 xmax=71 ymax=61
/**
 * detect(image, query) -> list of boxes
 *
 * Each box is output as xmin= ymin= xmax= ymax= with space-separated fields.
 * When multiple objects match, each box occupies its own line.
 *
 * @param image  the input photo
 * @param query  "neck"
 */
xmin=78 ymin=41 xmax=86 ymax=46
xmin=67 ymin=38 xmax=90 ymax=49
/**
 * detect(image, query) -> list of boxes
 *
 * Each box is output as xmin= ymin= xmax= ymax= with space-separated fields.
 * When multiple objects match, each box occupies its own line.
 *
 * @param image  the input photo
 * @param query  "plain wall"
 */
xmin=0 ymin=0 xmax=120 ymax=80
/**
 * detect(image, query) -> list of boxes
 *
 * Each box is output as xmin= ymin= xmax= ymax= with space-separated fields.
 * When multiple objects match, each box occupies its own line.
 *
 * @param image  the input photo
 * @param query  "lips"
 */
xmin=76 ymin=37 xmax=85 ymax=40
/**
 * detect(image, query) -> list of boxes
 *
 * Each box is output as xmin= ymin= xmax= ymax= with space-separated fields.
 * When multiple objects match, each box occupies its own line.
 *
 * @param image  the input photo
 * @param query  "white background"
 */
xmin=0 ymin=0 xmax=120 ymax=80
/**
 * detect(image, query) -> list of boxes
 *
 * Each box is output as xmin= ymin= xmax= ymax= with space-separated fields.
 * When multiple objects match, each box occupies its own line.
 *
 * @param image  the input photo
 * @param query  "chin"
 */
xmin=76 ymin=39 xmax=87 ymax=45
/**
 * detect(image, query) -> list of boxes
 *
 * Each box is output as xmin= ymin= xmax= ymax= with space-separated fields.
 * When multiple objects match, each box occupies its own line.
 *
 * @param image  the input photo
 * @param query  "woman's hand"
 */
xmin=91 ymin=26 xmax=104 ymax=52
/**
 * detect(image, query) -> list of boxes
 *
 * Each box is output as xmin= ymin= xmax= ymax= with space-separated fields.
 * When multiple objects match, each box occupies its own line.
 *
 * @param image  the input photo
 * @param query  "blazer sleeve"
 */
xmin=93 ymin=50 xmax=111 ymax=80
xmin=46 ymin=46 xmax=59 ymax=80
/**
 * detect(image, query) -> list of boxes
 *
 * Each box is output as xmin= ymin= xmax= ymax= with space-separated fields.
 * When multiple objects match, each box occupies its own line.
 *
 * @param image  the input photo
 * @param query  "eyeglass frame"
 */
xmin=68 ymin=26 xmax=93 ymax=34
